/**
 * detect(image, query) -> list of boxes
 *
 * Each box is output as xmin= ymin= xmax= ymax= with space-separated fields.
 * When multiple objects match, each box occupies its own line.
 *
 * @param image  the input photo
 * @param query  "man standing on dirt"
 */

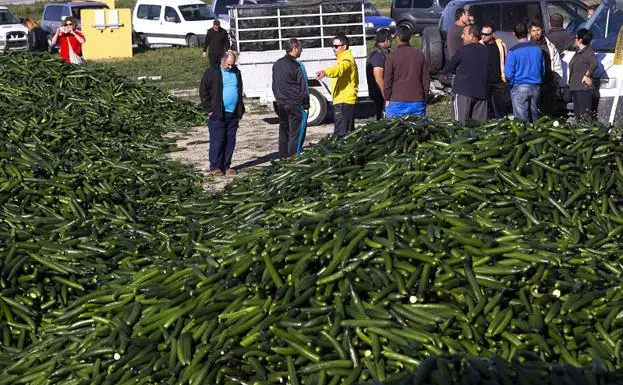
xmin=272 ymin=38 xmax=310 ymax=158
xmin=447 ymin=8 xmax=471 ymax=60
xmin=316 ymin=34 xmax=359 ymax=138
xmin=202 ymin=20 xmax=230 ymax=68
xmin=200 ymin=50 xmax=245 ymax=176
xmin=383 ymin=26 xmax=429 ymax=118
xmin=366 ymin=29 xmax=392 ymax=120
xmin=444 ymin=24 xmax=489 ymax=123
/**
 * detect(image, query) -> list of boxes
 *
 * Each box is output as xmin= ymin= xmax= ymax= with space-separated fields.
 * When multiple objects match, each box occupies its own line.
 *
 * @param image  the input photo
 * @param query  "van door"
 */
xmin=162 ymin=6 xmax=186 ymax=46
xmin=42 ymin=5 xmax=66 ymax=35
xmin=412 ymin=0 xmax=442 ymax=30
xmin=135 ymin=4 xmax=163 ymax=45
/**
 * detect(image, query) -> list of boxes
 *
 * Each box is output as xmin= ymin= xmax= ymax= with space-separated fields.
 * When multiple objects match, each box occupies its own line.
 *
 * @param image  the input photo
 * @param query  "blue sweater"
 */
xmin=504 ymin=41 xmax=545 ymax=87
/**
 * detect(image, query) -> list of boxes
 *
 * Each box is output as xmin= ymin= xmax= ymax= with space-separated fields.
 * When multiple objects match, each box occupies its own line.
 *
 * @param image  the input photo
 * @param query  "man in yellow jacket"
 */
xmin=316 ymin=34 xmax=359 ymax=137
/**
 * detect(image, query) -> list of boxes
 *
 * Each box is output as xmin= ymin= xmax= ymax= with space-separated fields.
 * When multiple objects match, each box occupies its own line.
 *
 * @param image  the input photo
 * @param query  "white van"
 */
xmin=132 ymin=0 xmax=230 ymax=48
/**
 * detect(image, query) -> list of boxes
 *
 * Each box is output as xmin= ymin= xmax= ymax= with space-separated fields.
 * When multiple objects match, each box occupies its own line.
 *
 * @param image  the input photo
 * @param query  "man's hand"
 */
xmin=385 ymin=101 xmax=389 ymax=107
xmin=202 ymin=52 xmax=207 ymax=58
xmin=315 ymin=70 xmax=326 ymax=80
xmin=582 ymin=75 xmax=593 ymax=86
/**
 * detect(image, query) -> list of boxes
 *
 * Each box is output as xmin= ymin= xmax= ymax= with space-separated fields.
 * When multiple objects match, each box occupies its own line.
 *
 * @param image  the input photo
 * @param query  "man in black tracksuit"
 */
xmin=202 ymin=20 xmax=230 ymax=68
xmin=272 ymin=38 xmax=310 ymax=158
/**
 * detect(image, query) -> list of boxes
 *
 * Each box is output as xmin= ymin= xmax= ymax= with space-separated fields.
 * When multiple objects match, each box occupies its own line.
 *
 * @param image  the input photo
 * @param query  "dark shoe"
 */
xmin=225 ymin=168 xmax=237 ymax=176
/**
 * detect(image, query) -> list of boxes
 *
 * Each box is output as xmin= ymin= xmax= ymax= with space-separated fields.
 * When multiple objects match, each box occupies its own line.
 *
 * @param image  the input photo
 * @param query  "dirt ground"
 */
xmin=167 ymin=101 xmax=376 ymax=192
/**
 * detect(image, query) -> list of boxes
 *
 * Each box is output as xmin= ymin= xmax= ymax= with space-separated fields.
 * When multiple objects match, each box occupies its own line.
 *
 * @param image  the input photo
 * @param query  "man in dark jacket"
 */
xmin=366 ymin=29 xmax=391 ymax=120
xmin=272 ymin=38 xmax=310 ymax=158
xmin=547 ymin=13 xmax=574 ymax=54
xmin=202 ymin=20 xmax=230 ymax=68
xmin=200 ymin=51 xmax=245 ymax=176
xmin=443 ymin=24 xmax=489 ymax=123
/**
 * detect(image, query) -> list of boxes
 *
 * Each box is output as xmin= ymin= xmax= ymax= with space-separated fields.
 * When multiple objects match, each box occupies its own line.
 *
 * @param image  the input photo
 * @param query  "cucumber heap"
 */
xmin=1 ymin=54 xmax=623 ymax=385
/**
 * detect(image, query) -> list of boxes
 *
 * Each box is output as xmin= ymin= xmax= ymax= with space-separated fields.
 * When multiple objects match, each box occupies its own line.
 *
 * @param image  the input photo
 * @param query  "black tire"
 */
xmin=187 ymin=34 xmax=199 ymax=48
xmin=422 ymin=26 xmax=444 ymax=75
xmin=308 ymin=88 xmax=327 ymax=126
xmin=398 ymin=21 xmax=414 ymax=32
xmin=132 ymin=31 xmax=149 ymax=50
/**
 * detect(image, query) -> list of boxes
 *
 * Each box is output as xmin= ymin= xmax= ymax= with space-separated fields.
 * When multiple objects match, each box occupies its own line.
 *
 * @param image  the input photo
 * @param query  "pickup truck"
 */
xmin=229 ymin=0 xmax=369 ymax=126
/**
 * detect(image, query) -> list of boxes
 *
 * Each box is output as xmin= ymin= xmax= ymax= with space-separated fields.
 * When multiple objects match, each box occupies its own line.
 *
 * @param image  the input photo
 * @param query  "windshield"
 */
xmin=580 ymin=0 xmax=623 ymax=52
xmin=0 ymin=9 xmax=20 ymax=25
xmin=72 ymin=5 xmax=108 ymax=20
xmin=180 ymin=4 xmax=214 ymax=20
xmin=364 ymin=3 xmax=381 ymax=16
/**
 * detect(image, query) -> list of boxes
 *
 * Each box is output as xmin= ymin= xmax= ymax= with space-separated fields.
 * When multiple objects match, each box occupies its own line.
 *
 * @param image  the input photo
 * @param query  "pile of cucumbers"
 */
xmin=1 ymin=53 xmax=623 ymax=385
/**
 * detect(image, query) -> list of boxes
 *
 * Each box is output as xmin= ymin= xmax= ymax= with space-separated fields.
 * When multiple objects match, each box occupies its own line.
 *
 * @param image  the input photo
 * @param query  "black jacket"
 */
xmin=444 ymin=43 xmax=489 ymax=100
xmin=28 ymin=27 xmax=48 ymax=52
xmin=568 ymin=46 xmax=597 ymax=92
xmin=547 ymin=27 xmax=575 ymax=55
xmin=199 ymin=66 xmax=245 ymax=120
xmin=202 ymin=28 xmax=230 ymax=57
xmin=272 ymin=54 xmax=309 ymax=107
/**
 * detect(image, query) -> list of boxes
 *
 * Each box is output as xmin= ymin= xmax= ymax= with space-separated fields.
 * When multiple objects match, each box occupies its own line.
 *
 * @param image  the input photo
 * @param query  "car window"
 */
xmin=149 ymin=5 xmax=161 ymax=20
xmin=71 ymin=5 xmax=108 ymax=20
xmin=393 ymin=0 xmax=412 ymax=8
xmin=214 ymin=0 xmax=239 ymax=16
xmin=469 ymin=4 xmax=502 ymax=29
xmin=164 ymin=6 xmax=180 ymax=22
xmin=501 ymin=3 xmax=542 ymax=30
xmin=137 ymin=4 xmax=150 ymax=19
xmin=364 ymin=3 xmax=381 ymax=16
xmin=44 ymin=5 xmax=64 ymax=22
xmin=0 ymin=9 xmax=20 ymax=24
xmin=546 ymin=1 xmax=587 ymax=30
xmin=180 ymin=4 xmax=214 ymax=21
xmin=414 ymin=0 xmax=434 ymax=8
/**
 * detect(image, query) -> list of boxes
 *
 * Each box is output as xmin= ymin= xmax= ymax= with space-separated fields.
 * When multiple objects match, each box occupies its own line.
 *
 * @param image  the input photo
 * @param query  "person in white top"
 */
xmin=529 ymin=19 xmax=562 ymax=117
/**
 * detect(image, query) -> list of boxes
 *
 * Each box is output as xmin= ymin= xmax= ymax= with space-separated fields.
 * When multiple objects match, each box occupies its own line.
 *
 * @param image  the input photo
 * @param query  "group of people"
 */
xmin=367 ymin=9 xmax=599 ymax=124
xmin=23 ymin=16 xmax=86 ymax=64
xmin=200 ymin=27 xmax=361 ymax=175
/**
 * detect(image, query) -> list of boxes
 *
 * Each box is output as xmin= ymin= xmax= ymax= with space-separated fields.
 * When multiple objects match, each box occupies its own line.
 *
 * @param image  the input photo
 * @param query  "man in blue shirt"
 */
xmin=200 ymin=50 xmax=245 ymax=176
xmin=504 ymin=23 xmax=545 ymax=122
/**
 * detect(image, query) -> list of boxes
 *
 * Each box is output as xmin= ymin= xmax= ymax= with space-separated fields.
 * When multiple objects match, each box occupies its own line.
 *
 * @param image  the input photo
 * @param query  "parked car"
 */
xmin=364 ymin=1 xmax=397 ymax=37
xmin=133 ymin=0 xmax=229 ymax=48
xmin=212 ymin=0 xmax=287 ymax=24
xmin=391 ymin=0 xmax=447 ymax=33
xmin=0 ymin=6 xmax=28 ymax=53
xmin=41 ymin=1 xmax=108 ymax=36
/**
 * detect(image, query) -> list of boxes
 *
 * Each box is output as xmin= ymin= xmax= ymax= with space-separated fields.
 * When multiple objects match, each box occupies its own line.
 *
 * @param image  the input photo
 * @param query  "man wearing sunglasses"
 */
xmin=316 ymin=34 xmax=359 ymax=137
xmin=481 ymin=24 xmax=507 ymax=119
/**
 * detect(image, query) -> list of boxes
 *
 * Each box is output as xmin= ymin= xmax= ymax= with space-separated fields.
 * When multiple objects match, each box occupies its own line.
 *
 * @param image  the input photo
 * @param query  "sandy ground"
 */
xmin=167 ymin=100 xmax=377 ymax=192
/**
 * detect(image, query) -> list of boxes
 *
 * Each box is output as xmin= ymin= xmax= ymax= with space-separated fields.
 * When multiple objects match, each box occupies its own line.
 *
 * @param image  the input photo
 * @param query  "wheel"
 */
xmin=186 ymin=34 xmax=199 ymax=48
xmin=398 ymin=21 xmax=414 ymax=32
xmin=307 ymin=88 xmax=327 ymax=126
xmin=422 ymin=26 xmax=444 ymax=75
xmin=132 ymin=31 xmax=149 ymax=49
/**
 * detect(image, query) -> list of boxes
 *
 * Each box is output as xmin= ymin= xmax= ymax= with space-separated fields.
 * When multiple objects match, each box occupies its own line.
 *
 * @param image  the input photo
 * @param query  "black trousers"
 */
xmin=208 ymin=53 xmax=221 ymax=68
xmin=333 ymin=103 xmax=355 ymax=138
xmin=488 ymin=83 xmax=507 ymax=119
xmin=277 ymin=104 xmax=307 ymax=158
xmin=539 ymin=82 xmax=557 ymax=117
xmin=371 ymin=95 xmax=384 ymax=121
xmin=453 ymin=94 xmax=488 ymax=123
xmin=572 ymin=89 xmax=598 ymax=123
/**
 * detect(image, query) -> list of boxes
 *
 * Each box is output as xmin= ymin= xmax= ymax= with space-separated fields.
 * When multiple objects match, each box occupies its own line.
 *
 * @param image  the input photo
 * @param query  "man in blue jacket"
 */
xmin=504 ymin=23 xmax=545 ymax=122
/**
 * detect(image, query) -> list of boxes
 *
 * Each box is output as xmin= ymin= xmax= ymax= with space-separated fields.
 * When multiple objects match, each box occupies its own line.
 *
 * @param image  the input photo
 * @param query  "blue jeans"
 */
xmin=510 ymin=85 xmax=540 ymax=122
xmin=386 ymin=101 xmax=426 ymax=118
xmin=208 ymin=112 xmax=238 ymax=171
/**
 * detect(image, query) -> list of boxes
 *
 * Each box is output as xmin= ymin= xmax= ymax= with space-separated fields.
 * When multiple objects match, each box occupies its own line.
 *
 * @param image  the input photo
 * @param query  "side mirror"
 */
xmin=19 ymin=18 xmax=24 ymax=23
xmin=61 ymin=16 xmax=68 ymax=21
